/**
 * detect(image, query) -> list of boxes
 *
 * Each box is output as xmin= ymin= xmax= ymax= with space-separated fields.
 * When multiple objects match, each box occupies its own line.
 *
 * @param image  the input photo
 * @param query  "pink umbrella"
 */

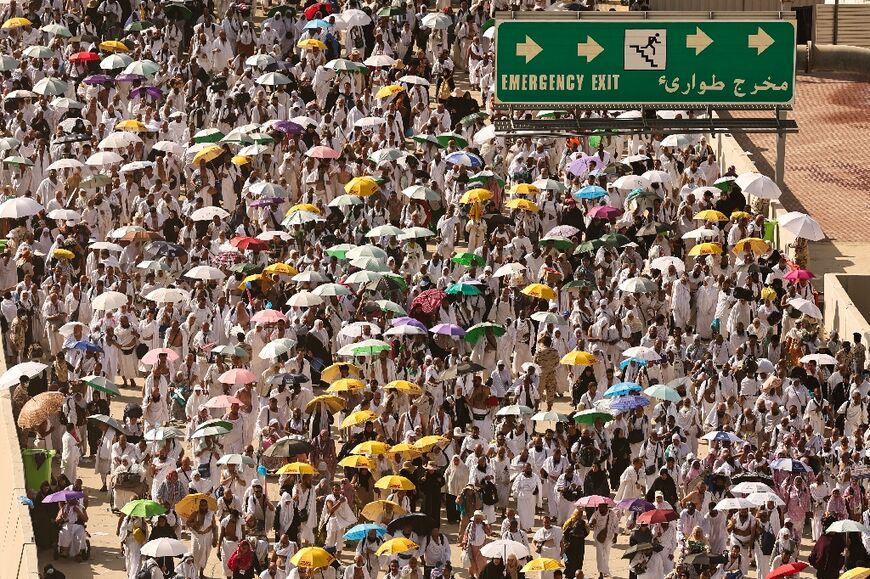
xmin=219 ymin=368 xmax=257 ymax=385
xmin=204 ymin=394 xmax=243 ymax=409
xmin=574 ymin=495 xmax=616 ymax=508
xmin=783 ymin=268 xmax=814 ymax=281
xmin=546 ymin=225 xmax=580 ymax=238
xmin=588 ymin=205 xmax=623 ymax=220
xmin=141 ymin=347 xmax=180 ymax=365
xmin=251 ymin=309 xmax=288 ymax=324
xmin=306 ymin=145 xmax=340 ymax=159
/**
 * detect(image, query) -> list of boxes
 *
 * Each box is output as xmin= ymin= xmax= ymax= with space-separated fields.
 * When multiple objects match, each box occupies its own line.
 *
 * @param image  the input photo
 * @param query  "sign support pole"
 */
xmin=775 ymin=107 xmax=787 ymax=189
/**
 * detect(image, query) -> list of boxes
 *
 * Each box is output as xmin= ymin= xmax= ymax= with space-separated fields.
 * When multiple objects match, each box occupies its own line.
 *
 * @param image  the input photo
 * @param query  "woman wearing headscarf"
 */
xmin=311 ymin=429 xmax=338 ymax=481
xmin=118 ymin=512 xmax=148 ymax=579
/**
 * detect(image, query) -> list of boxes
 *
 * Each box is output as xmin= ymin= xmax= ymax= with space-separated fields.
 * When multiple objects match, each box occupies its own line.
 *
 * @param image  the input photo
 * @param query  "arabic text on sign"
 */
xmin=658 ymin=75 xmax=790 ymax=98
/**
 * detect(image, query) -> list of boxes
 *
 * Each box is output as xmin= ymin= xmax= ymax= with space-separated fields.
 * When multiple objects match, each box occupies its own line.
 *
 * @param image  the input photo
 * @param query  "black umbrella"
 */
xmin=440 ymin=362 xmax=485 ymax=380
xmin=622 ymin=543 xmax=654 ymax=559
xmin=88 ymin=413 xmax=127 ymax=434
xmin=682 ymin=552 xmax=727 ymax=567
xmin=147 ymin=241 xmax=187 ymax=258
xmin=731 ymin=473 xmax=774 ymax=485
xmin=262 ymin=435 xmax=314 ymax=458
xmin=386 ymin=514 xmax=437 ymax=535
xmin=124 ymin=402 xmax=143 ymax=419
xmin=52 ymin=133 xmax=91 ymax=144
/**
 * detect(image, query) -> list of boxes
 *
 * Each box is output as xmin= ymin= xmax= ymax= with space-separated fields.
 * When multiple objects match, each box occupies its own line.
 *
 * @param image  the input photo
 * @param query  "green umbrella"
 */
xmin=464 ymin=322 xmax=506 ymax=344
xmin=3 ymin=155 xmax=33 ymax=166
xmin=468 ymin=170 xmax=505 ymax=188
xmin=564 ymin=279 xmax=595 ymax=291
xmin=574 ymin=410 xmax=614 ymax=425
xmin=40 ymin=23 xmax=72 ymax=37
xmin=588 ymin=135 xmax=602 ymax=149
xmin=249 ymin=132 xmax=275 ymax=145
xmin=377 ymin=6 xmax=404 ymax=16
xmin=435 ymin=132 xmax=468 ymax=148
xmin=643 ymin=385 xmax=682 ymax=403
xmin=412 ymin=134 xmax=442 ymax=147
xmin=574 ymin=239 xmax=606 ymax=255
xmin=195 ymin=419 xmax=233 ymax=432
xmin=451 ymin=252 xmax=485 ymax=267
xmin=326 ymin=243 xmax=356 ymax=259
xmin=121 ymin=499 xmax=167 ymax=518
xmin=123 ymin=59 xmax=160 ymax=77
xmin=0 ymin=55 xmax=18 ymax=72
xmin=538 ymin=236 xmax=573 ymax=251
xmin=82 ymin=375 xmax=120 ymax=396
xmin=460 ymin=112 xmax=488 ymax=126
xmin=325 ymin=58 xmax=365 ymax=73
xmin=600 ymin=232 xmax=631 ymax=247
xmin=231 ymin=263 xmax=263 ymax=275
xmin=626 ymin=188 xmax=658 ymax=202
xmin=481 ymin=18 xmax=495 ymax=33
xmin=124 ymin=20 xmax=154 ymax=33
xmin=163 ymin=3 xmax=194 ymax=20
xmin=79 ymin=174 xmax=112 ymax=189
xmin=380 ymin=273 xmax=409 ymax=291
xmin=714 ymin=176 xmax=737 ymax=193
xmin=193 ymin=128 xmax=225 ymax=144
xmin=212 ymin=344 xmax=248 ymax=357
xmin=445 ymin=282 xmax=481 ymax=296
xmin=374 ymin=299 xmax=407 ymax=315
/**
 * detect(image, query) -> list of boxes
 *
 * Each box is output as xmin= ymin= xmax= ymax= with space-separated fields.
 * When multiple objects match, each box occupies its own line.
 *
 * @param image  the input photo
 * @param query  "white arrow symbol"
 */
xmin=686 ymin=27 xmax=713 ymax=55
xmin=748 ymin=27 xmax=774 ymax=54
xmin=516 ymin=36 xmax=543 ymax=64
xmin=577 ymin=36 xmax=604 ymax=62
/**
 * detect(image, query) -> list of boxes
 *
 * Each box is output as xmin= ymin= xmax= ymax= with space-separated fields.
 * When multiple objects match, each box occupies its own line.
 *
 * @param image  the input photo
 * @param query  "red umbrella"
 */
xmin=574 ymin=495 xmax=616 ymax=508
xmin=766 ymin=562 xmax=808 ymax=579
xmin=251 ymin=309 xmax=287 ymax=324
xmin=588 ymin=205 xmax=623 ymax=220
xmin=636 ymin=509 xmax=678 ymax=525
xmin=783 ymin=268 xmax=814 ymax=281
xmin=205 ymin=394 xmax=243 ymax=409
xmin=230 ymin=236 xmax=269 ymax=251
xmin=304 ymin=2 xmax=334 ymax=19
xmin=142 ymin=347 xmax=180 ymax=365
xmin=305 ymin=145 xmax=340 ymax=159
xmin=211 ymin=251 xmax=243 ymax=268
xmin=69 ymin=51 xmax=99 ymax=62
xmin=410 ymin=289 xmax=446 ymax=315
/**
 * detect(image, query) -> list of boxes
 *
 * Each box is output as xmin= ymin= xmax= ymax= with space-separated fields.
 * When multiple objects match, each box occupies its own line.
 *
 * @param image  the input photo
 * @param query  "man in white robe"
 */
xmin=511 ymin=463 xmax=542 ymax=530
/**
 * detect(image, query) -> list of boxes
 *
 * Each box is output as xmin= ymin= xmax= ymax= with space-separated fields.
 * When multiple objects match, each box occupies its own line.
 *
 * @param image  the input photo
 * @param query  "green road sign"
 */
xmin=494 ymin=19 xmax=796 ymax=106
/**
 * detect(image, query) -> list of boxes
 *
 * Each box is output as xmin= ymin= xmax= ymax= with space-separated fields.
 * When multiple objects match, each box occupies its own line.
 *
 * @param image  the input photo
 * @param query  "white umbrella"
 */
xmin=140 ymin=538 xmax=187 ymax=558
xmin=255 ymin=72 xmax=292 ymax=86
xmin=612 ymin=174 xmax=651 ymax=190
xmin=778 ymin=211 xmax=825 ymax=241
xmin=283 ymin=211 xmax=323 ymax=226
xmin=109 ymin=225 xmax=146 ymax=239
xmin=329 ymin=194 xmax=364 ymax=208
xmin=47 ymin=209 xmax=81 ymax=222
xmin=339 ymin=322 xmax=382 ymax=339
xmin=363 ymin=53 xmax=395 ymax=67
xmin=354 ymin=116 xmax=386 ymax=129
xmin=365 ymin=224 xmax=404 ymax=238
xmin=120 ymin=160 xmax=154 ymax=173
xmin=649 ymin=256 xmax=685 ymax=273
xmin=799 ymin=353 xmax=837 ymax=365
xmin=714 ymin=498 xmax=755 ymax=511
xmin=397 ymin=227 xmax=435 ymax=241
xmin=660 ymin=134 xmax=692 ymax=148
xmin=339 ymin=8 xmax=372 ymax=27
xmin=480 ymin=539 xmax=530 ymax=559
xmin=86 ymin=151 xmax=123 ymax=167
xmin=292 ymin=270 xmax=329 ymax=283
xmin=402 ymin=185 xmax=440 ymax=202
xmin=184 ymin=265 xmax=225 ymax=281
xmin=0 ymin=197 xmax=43 ymax=219
xmin=787 ymin=297 xmax=822 ymax=320
xmin=0 ymin=361 xmax=49 ymax=389
xmin=259 ymin=338 xmax=296 ymax=359
xmin=618 ymin=277 xmax=658 ymax=294
xmin=98 ymin=131 xmax=142 ymax=149
xmin=493 ymin=262 xmax=526 ymax=278
xmin=681 ymin=227 xmax=718 ymax=240
xmin=256 ymin=231 xmax=292 ymax=241
xmin=46 ymin=158 xmax=85 ymax=171
xmin=621 ymin=346 xmax=661 ymax=361
xmin=153 ymin=141 xmax=186 ymax=156
xmin=735 ymin=172 xmax=782 ymax=200
xmin=421 ymin=12 xmax=452 ymax=29
xmin=146 ymin=288 xmax=191 ymax=304
xmin=346 ymin=245 xmax=387 ymax=260
xmin=621 ymin=154 xmax=650 ymax=164
xmin=397 ymin=75 xmax=429 ymax=86
xmin=344 ymin=270 xmax=384 ymax=284
xmin=384 ymin=325 xmax=426 ymax=337
xmin=89 ymin=241 xmax=123 ymax=252
xmin=641 ymin=170 xmax=672 ymax=186
xmin=700 ymin=431 xmax=744 ymax=443
xmin=59 ymin=321 xmax=87 ymax=338
xmin=473 ymin=124 xmax=496 ymax=146
xmin=91 ymin=291 xmax=129 ymax=310
xmin=313 ymin=283 xmax=352 ymax=297
xmin=33 ymin=77 xmax=68 ymax=96
xmin=730 ymin=481 xmax=776 ymax=495
xmin=191 ymin=206 xmax=230 ymax=221
xmin=286 ymin=291 xmax=324 ymax=308
xmin=746 ymin=492 xmax=785 ymax=507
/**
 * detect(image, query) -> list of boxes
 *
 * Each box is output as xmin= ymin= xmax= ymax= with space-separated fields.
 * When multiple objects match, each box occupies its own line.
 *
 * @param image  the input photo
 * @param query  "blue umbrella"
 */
xmin=343 ymin=523 xmax=387 ymax=541
xmin=445 ymin=151 xmax=483 ymax=168
xmin=619 ymin=357 xmax=647 ymax=370
xmin=67 ymin=339 xmax=104 ymax=353
xmin=603 ymin=382 xmax=642 ymax=398
xmin=573 ymin=185 xmax=608 ymax=200
xmin=608 ymin=395 xmax=649 ymax=413
xmin=770 ymin=458 xmax=811 ymax=474
xmin=305 ymin=19 xmax=331 ymax=29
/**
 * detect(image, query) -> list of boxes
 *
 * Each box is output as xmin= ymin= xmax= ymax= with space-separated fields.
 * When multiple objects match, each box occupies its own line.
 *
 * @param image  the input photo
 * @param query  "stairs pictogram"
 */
xmin=629 ymin=43 xmax=659 ymax=68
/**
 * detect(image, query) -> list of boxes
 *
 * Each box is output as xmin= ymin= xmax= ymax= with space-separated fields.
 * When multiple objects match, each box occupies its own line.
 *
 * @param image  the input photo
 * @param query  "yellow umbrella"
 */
xmin=560 ymin=350 xmax=598 ymax=366
xmin=505 ymin=198 xmax=540 ymax=212
xmin=321 ymin=363 xmax=363 ymax=383
xmin=733 ymin=237 xmax=770 ymax=255
xmin=376 ymin=537 xmax=419 ymax=556
xmin=687 ymin=242 xmax=723 ymax=257
xmin=326 ymin=378 xmax=366 ymax=393
xmin=231 ymin=154 xmax=251 ymax=166
xmin=287 ymin=204 xmax=320 ymax=215
xmin=459 ymin=188 xmax=493 ymax=204
xmin=375 ymin=84 xmax=405 ymax=99
xmin=2 ymin=17 xmax=32 ymax=29
xmin=345 ymin=176 xmax=380 ymax=197
xmin=53 ymin=248 xmax=75 ymax=260
xmin=509 ymin=183 xmax=540 ymax=196
xmin=730 ymin=211 xmax=752 ymax=220
xmin=192 ymin=144 xmax=224 ymax=165
xmin=340 ymin=410 xmax=377 ymax=428
xmin=413 ymin=435 xmax=447 ymax=451
xmin=760 ymin=287 xmax=777 ymax=302
xmin=290 ymin=547 xmax=335 ymax=569
xmin=521 ymin=559 xmax=565 ymax=573
xmin=99 ymin=40 xmax=129 ymax=53
xmin=116 ymin=119 xmax=148 ymax=132
xmin=263 ymin=263 xmax=298 ymax=276
xmin=175 ymin=493 xmax=218 ymax=519
xmin=388 ymin=443 xmax=422 ymax=458
xmin=276 ymin=462 xmax=318 ymax=475
xmin=840 ymin=569 xmax=870 ymax=579
xmin=238 ymin=273 xmax=266 ymax=291
xmin=384 ymin=380 xmax=422 ymax=395
xmin=521 ymin=283 xmax=556 ymax=300
xmin=305 ymin=394 xmax=345 ymax=413
xmin=352 ymin=441 xmax=392 ymax=455
xmin=693 ymin=209 xmax=727 ymax=222
xmin=375 ymin=475 xmax=416 ymax=490
xmin=338 ymin=455 xmax=374 ymax=469
xmin=361 ymin=500 xmax=406 ymax=522
xmin=298 ymin=38 xmax=326 ymax=50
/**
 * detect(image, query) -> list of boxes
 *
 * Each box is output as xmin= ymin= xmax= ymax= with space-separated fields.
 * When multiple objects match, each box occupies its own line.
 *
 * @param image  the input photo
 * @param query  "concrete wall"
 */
xmin=0 ymin=355 xmax=40 ymax=578
xmin=824 ymin=274 xmax=870 ymax=345
xmin=809 ymin=42 xmax=870 ymax=74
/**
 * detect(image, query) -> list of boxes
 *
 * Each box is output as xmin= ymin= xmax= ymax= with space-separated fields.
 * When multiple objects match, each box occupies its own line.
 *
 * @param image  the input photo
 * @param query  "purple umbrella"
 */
xmin=249 ymin=197 xmax=282 ymax=207
xmin=616 ymin=498 xmax=655 ymax=513
xmin=42 ymin=490 xmax=86 ymax=504
xmin=391 ymin=317 xmax=427 ymax=333
xmin=131 ymin=86 xmax=162 ymax=99
xmin=115 ymin=73 xmax=145 ymax=82
xmin=567 ymin=156 xmax=593 ymax=176
xmin=430 ymin=323 xmax=465 ymax=337
xmin=84 ymin=74 xmax=113 ymax=85
xmin=588 ymin=205 xmax=623 ymax=220
xmin=274 ymin=120 xmax=304 ymax=135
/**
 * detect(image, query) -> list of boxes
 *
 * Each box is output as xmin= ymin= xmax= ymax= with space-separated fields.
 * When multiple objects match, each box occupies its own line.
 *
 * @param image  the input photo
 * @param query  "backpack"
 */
xmin=480 ymin=480 xmax=498 ymax=506
xmin=759 ymin=526 xmax=775 ymax=555
xmin=136 ymin=560 xmax=157 ymax=579
xmin=578 ymin=444 xmax=597 ymax=467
